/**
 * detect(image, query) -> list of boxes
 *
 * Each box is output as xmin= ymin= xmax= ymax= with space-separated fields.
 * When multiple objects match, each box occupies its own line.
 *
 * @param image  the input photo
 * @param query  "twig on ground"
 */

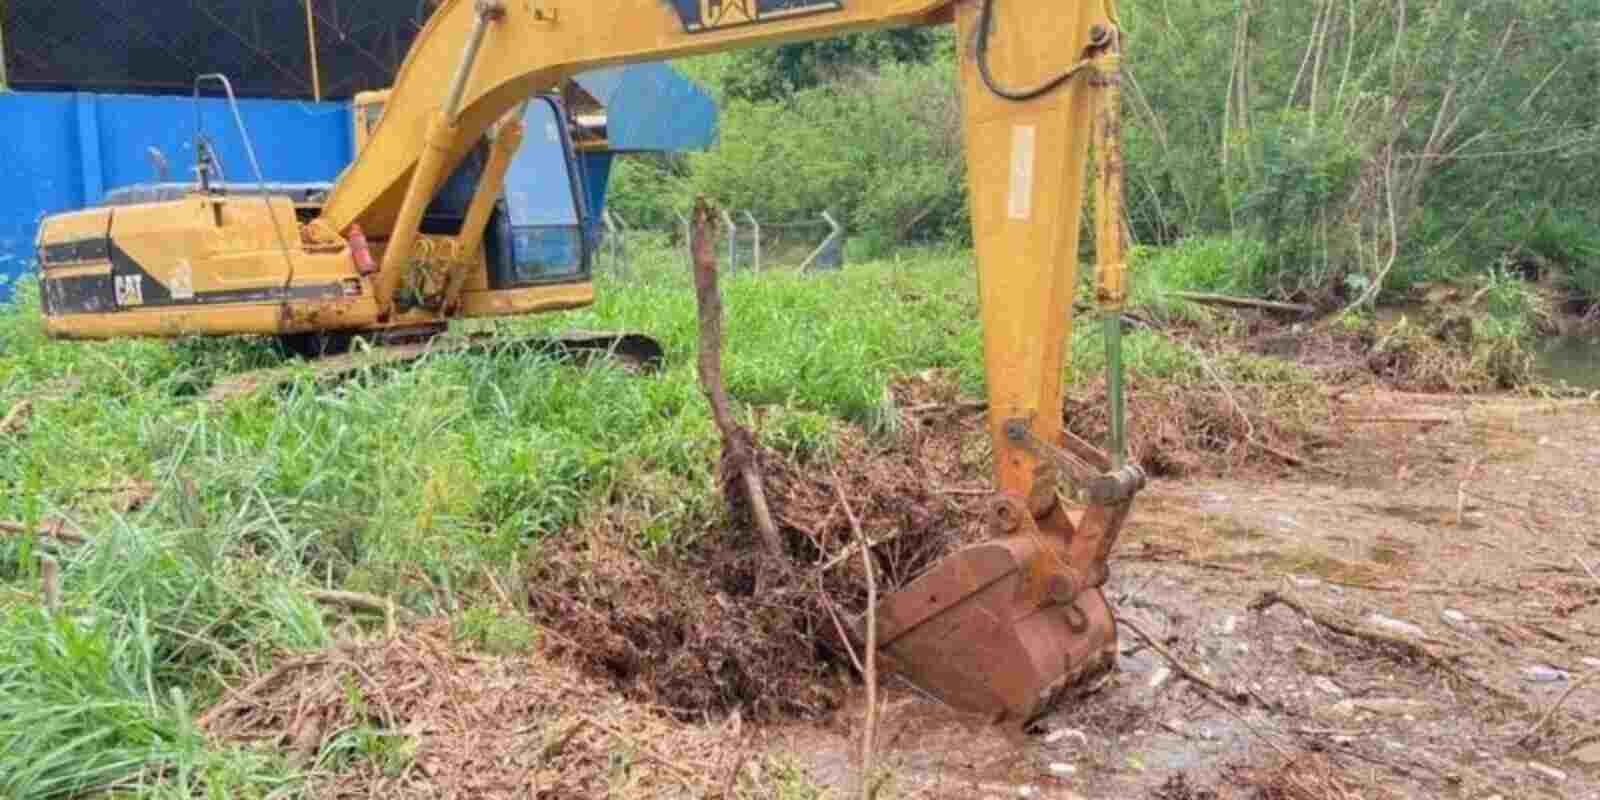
xmin=307 ymin=590 xmax=404 ymax=637
xmin=1344 ymin=414 xmax=1452 ymax=426
xmin=484 ymin=567 xmax=515 ymax=610
xmin=197 ymin=655 xmax=329 ymax=730
xmin=901 ymin=401 xmax=988 ymax=416
xmin=580 ymin=713 xmax=702 ymax=788
xmin=1170 ymin=291 xmax=1316 ymax=315
xmin=1518 ymin=671 xmax=1598 ymax=746
xmin=1120 ymin=617 xmax=1248 ymax=704
xmin=1578 ymin=556 xmax=1600 ymax=587
xmin=1250 ymin=591 xmax=1526 ymax=708
xmin=39 ymin=556 xmax=60 ymax=613
xmin=537 ymin=717 xmax=588 ymax=761
xmin=1 ymin=400 xmax=31 ymax=434
xmin=690 ymin=197 xmax=785 ymax=561
xmin=834 ymin=472 xmax=878 ymax=800
xmin=0 ymin=518 xmax=91 ymax=546
xmin=818 ymin=530 xmax=908 ymax=574
xmin=722 ymin=753 xmax=748 ymax=799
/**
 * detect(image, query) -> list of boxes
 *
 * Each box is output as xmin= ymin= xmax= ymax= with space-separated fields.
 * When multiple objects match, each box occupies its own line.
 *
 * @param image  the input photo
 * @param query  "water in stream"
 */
xmin=1535 ymin=335 xmax=1600 ymax=390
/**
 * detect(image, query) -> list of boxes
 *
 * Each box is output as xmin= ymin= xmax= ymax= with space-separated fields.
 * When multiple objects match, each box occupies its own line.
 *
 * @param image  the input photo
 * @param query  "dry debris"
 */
xmin=525 ymin=370 xmax=992 ymax=723
xmin=201 ymin=619 xmax=729 ymax=798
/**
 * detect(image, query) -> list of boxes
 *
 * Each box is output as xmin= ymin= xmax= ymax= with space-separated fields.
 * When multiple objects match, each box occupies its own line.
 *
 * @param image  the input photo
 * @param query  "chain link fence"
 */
xmin=592 ymin=210 xmax=846 ymax=282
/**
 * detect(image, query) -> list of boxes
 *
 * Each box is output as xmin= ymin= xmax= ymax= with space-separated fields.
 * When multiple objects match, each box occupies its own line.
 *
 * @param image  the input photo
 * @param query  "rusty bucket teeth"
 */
xmin=869 ymin=536 xmax=1117 ymax=725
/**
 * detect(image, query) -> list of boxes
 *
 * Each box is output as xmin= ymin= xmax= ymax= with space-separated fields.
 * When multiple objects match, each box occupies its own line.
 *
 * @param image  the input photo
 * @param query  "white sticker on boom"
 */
xmin=1008 ymin=125 xmax=1036 ymax=220
xmin=170 ymin=260 xmax=194 ymax=300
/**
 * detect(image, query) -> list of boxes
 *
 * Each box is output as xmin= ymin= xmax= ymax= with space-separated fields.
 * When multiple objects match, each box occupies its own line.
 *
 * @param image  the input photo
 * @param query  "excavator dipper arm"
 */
xmin=324 ymin=0 xmax=1138 ymax=724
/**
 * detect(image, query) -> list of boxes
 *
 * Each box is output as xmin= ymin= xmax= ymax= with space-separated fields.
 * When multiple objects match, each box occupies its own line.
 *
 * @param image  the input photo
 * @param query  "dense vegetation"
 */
xmin=616 ymin=1 xmax=1599 ymax=311
xmin=1 ymin=3 xmax=1594 ymax=797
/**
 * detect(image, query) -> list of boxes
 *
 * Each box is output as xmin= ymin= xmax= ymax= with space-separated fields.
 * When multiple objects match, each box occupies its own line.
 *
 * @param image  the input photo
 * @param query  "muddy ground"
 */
xmin=766 ymin=392 xmax=1600 ymax=799
xmin=204 ymin=382 xmax=1600 ymax=798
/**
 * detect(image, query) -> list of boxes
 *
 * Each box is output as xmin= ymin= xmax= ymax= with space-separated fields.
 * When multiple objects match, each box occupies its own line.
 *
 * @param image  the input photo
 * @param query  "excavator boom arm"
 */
xmin=326 ymin=0 xmax=1137 ymax=724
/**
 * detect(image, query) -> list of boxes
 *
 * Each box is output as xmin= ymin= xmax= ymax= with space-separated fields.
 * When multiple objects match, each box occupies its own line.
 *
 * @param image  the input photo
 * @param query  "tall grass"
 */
xmin=0 ymin=244 xmax=1337 ymax=795
xmin=0 ymin=251 xmax=989 ymax=795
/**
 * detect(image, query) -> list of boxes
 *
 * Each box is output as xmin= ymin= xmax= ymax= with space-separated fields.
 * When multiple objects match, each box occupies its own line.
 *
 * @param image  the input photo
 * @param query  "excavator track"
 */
xmin=204 ymin=329 xmax=664 ymax=404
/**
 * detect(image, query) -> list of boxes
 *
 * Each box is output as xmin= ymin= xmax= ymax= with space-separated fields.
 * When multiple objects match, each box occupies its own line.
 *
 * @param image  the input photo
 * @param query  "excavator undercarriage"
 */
xmin=35 ymin=0 xmax=1145 ymax=728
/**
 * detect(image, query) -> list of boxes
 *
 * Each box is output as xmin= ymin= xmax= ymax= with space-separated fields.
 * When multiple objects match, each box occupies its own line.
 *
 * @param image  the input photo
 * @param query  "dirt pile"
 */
xmin=1065 ymin=373 xmax=1331 ymax=478
xmin=525 ymin=370 xmax=994 ymax=723
xmin=1242 ymin=309 xmax=1535 ymax=393
xmin=199 ymin=619 xmax=731 ymax=798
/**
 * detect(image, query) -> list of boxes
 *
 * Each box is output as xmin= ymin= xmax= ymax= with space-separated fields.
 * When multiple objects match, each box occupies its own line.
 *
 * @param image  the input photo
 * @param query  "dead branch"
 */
xmin=1345 ymin=414 xmax=1452 ymax=426
xmin=1121 ymin=617 xmax=1248 ymax=704
xmin=1518 ymin=671 xmax=1598 ymax=746
xmin=39 ymin=555 xmax=60 ymax=613
xmin=691 ymin=196 xmax=785 ymax=561
xmin=1250 ymin=591 xmax=1526 ymax=708
xmin=1 ymin=400 xmax=31 ymax=434
xmin=581 ymin=713 xmax=702 ymax=788
xmin=1170 ymin=291 xmax=1315 ymax=316
xmin=900 ymin=401 xmax=988 ymax=416
xmin=197 ymin=654 xmax=329 ymax=730
xmin=834 ymin=473 xmax=878 ymax=800
xmin=0 ymin=518 xmax=91 ymax=546
xmin=307 ymin=590 xmax=406 ymax=637
xmin=1578 ymin=556 xmax=1599 ymax=588
xmin=818 ymin=530 xmax=908 ymax=574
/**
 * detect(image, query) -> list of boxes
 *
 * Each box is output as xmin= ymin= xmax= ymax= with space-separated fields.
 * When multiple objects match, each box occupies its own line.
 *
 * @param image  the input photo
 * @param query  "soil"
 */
xmin=202 ymin=365 xmax=1600 ymax=798
xmin=764 ymin=391 xmax=1600 ymax=799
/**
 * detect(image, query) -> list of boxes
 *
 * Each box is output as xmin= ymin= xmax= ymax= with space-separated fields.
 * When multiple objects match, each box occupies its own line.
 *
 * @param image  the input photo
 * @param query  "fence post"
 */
xmin=801 ymin=211 xmax=845 ymax=272
xmin=0 ymin=11 xmax=9 ymax=92
xmin=742 ymin=210 xmax=762 ymax=272
xmin=602 ymin=209 xmax=625 ymax=277
xmin=676 ymin=210 xmax=692 ymax=270
xmin=720 ymin=208 xmax=738 ymax=272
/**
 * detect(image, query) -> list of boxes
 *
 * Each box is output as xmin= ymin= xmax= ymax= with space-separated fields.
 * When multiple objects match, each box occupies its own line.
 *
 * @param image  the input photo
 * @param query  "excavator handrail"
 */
xmin=192 ymin=73 xmax=301 ymax=301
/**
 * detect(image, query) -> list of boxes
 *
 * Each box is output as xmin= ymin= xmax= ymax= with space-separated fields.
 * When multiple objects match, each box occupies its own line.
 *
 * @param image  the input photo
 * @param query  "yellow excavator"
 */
xmin=33 ymin=0 xmax=1144 ymax=726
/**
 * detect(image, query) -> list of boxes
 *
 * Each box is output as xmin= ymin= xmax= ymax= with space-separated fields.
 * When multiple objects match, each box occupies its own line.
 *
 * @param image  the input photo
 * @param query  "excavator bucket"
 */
xmin=873 ymin=537 xmax=1117 ymax=724
xmin=867 ymin=495 xmax=1126 ymax=725
xmin=851 ymin=0 xmax=1142 ymax=724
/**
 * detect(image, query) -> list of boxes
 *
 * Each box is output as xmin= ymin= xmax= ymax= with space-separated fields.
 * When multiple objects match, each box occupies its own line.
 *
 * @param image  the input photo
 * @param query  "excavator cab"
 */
xmin=35 ymin=85 xmax=602 ymax=343
xmin=354 ymin=92 xmax=595 ymax=294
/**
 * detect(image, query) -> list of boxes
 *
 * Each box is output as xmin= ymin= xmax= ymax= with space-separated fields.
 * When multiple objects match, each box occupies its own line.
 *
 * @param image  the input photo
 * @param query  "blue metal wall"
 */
xmin=0 ymin=91 xmax=351 ymax=302
xmin=0 ymin=67 xmax=715 ymax=303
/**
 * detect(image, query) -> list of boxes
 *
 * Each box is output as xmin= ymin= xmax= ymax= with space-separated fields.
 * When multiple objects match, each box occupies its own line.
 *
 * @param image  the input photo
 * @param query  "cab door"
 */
xmin=484 ymin=96 xmax=592 ymax=288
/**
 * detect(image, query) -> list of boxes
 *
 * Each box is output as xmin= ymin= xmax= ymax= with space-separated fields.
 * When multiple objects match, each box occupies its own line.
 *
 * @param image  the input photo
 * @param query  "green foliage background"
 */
xmin=620 ymin=0 xmax=1598 ymax=306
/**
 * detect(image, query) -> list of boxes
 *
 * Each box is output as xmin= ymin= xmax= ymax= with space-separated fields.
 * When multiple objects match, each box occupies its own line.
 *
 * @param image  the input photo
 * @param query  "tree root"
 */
xmin=1249 ymin=590 xmax=1526 ymax=709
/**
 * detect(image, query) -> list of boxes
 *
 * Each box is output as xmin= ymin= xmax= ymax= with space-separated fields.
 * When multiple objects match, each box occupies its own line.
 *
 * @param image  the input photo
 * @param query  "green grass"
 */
xmin=0 ymin=250 xmax=993 ymax=796
xmin=0 ymin=240 xmax=1441 ymax=795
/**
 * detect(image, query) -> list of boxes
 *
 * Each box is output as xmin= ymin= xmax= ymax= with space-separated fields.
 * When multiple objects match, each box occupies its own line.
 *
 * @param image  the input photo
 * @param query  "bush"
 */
xmin=611 ymin=59 xmax=966 ymax=255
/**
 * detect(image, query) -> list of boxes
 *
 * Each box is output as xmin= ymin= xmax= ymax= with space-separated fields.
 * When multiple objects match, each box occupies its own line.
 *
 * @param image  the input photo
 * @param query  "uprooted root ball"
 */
xmin=525 ymin=371 xmax=993 ymax=723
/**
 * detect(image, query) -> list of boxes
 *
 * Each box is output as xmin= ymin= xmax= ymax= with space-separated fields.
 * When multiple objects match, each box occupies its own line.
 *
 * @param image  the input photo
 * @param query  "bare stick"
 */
xmin=834 ymin=473 xmax=878 ymax=800
xmin=197 ymin=655 xmax=328 ymax=730
xmin=1170 ymin=291 xmax=1315 ymax=315
xmin=1 ymin=400 xmax=31 ymax=434
xmin=1578 ymin=556 xmax=1600 ymax=588
xmin=1518 ymin=671 xmax=1598 ymax=746
xmin=537 ymin=717 xmax=588 ymax=761
xmin=1250 ymin=591 xmax=1525 ymax=708
xmin=39 ymin=556 xmax=60 ymax=613
xmin=581 ymin=713 xmax=702 ymax=787
xmin=0 ymin=519 xmax=91 ymax=546
xmin=818 ymin=530 xmax=908 ymax=574
xmin=307 ymin=590 xmax=404 ymax=637
xmin=691 ymin=197 xmax=785 ymax=561
xmin=1121 ymin=617 xmax=1247 ymax=704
